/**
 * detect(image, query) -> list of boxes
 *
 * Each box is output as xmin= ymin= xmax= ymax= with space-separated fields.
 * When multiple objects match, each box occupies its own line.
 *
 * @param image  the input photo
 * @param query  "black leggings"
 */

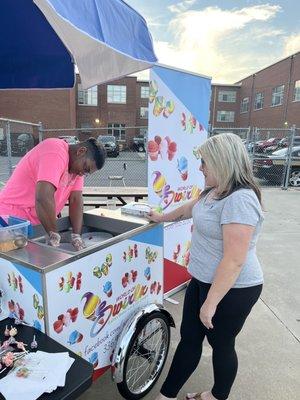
xmin=161 ymin=279 xmax=262 ymax=400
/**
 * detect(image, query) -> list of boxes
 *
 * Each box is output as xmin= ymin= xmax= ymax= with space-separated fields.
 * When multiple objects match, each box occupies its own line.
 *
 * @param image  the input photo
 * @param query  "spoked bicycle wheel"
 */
xmin=117 ymin=311 xmax=171 ymax=399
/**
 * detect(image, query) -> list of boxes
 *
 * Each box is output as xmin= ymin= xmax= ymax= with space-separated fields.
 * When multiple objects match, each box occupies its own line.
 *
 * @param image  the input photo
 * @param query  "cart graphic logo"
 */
xmin=81 ymin=283 xmax=148 ymax=337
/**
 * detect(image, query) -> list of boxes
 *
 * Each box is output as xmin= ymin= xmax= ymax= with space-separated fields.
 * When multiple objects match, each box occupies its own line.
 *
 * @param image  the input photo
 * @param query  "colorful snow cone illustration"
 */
xmin=163 ymin=100 xmax=175 ymax=118
xmin=89 ymin=352 xmax=98 ymax=368
xmin=144 ymin=267 xmax=151 ymax=281
xmin=148 ymin=135 xmax=177 ymax=162
xmin=53 ymin=307 xmax=79 ymax=334
xmin=103 ymin=281 xmax=113 ymax=297
xmin=145 ymin=246 xmax=158 ymax=264
xmin=147 ymin=140 xmax=159 ymax=161
xmin=121 ymin=270 xmax=137 ymax=288
xmin=82 ymin=292 xmax=100 ymax=320
xmin=37 ymin=305 xmax=44 ymax=320
xmin=177 ymin=156 xmax=188 ymax=181
xmin=7 ymin=272 xmax=22 ymax=292
xmin=149 ymin=80 xmax=158 ymax=103
xmin=33 ymin=294 xmax=39 ymax=309
xmin=18 ymin=276 xmax=23 ymax=293
xmin=150 ymin=281 xmax=162 ymax=295
xmin=181 ymin=112 xmax=203 ymax=133
xmin=58 ymin=271 xmax=82 ymax=292
xmin=153 ymin=96 xmax=165 ymax=116
xmin=168 ymin=141 xmax=177 ymax=161
xmin=122 ymin=245 xmax=138 ymax=262
xmin=33 ymin=320 xmax=42 ymax=331
xmin=192 ymin=146 xmax=201 ymax=160
xmin=106 ymin=253 xmax=113 ymax=267
xmin=68 ymin=330 xmax=83 ymax=345
xmin=93 ymin=266 xmax=102 ymax=278
xmin=152 ymin=171 xmax=166 ymax=196
xmin=131 ymin=270 xmax=138 ymax=282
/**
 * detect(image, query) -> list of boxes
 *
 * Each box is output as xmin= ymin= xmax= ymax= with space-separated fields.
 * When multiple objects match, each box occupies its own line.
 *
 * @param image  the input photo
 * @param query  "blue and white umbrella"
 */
xmin=0 ymin=0 xmax=157 ymax=89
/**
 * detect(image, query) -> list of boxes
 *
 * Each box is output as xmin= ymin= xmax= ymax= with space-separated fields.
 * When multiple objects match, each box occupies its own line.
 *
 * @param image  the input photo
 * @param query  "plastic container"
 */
xmin=121 ymin=202 xmax=151 ymax=218
xmin=0 ymin=215 xmax=30 ymax=252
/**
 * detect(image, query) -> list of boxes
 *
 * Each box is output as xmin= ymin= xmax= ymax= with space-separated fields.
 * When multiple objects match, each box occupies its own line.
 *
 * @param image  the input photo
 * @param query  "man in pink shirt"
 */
xmin=0 ymin=137 xmax=105 ymax=250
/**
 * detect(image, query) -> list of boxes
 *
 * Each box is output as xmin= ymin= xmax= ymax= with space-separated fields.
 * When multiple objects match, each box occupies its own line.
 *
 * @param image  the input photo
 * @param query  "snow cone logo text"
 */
xmin=81 ymin=284 xmax=148 ymax=338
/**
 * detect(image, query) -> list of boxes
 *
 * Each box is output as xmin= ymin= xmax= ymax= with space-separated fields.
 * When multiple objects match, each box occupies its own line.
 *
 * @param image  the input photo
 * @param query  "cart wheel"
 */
xmin=117 ymin=311 xmax=170 ymax=399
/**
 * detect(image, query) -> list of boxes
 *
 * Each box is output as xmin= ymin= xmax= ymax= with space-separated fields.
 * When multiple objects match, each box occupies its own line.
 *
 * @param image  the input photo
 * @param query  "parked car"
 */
xmin=253 ymin=146 xmax=300 ymax=186
xmin=254 ymin=137 xmax=281 ymax=153
xmin=58 ymin=135 xmax=79 ymax=145
xmin=132 ymin=136 xmax=146 ymax=152
xmin=97 ymin=135 xmax=119 ymax=157
xmin=0 ymin=133 xmax=35 ymax=156
xmin=264 ymin=136 xmax=300 ymax=153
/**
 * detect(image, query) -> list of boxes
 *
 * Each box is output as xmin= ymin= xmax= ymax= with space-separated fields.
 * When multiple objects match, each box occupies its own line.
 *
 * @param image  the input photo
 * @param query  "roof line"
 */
xmin=234 ymin=51 xmax=300 ymax=84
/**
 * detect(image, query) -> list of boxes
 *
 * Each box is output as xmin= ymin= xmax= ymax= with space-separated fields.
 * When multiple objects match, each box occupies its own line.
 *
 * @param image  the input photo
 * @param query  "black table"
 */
xmin=0 ymin=318 xmax=93 ymax=400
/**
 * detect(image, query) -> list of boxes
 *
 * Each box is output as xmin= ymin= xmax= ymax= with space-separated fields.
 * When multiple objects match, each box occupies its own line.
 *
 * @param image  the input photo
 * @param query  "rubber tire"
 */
xmin=289 ymin=169 xmax=300 ymax=187
xmin=117 ymin=312 xmax=171 ymax=400
xmin=138 ymin=145 xmax=144 ymax=153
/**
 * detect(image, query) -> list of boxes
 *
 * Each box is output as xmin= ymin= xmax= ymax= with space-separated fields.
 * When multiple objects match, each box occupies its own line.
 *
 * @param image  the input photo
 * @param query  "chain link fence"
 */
xmin=2 ymin=119 xmax=299 ymax=189
xmin=0 ymin=118 xmax=40 ymax=187
xmin=251 ymin=126 xmax=300 ymax=188
xmin=210 ymin=125 xmax=300 ymax=188
xmin=42 ymin=126 xmax=148 ymax=187
xmin=0 ymin=121 xmax=148 ymax=188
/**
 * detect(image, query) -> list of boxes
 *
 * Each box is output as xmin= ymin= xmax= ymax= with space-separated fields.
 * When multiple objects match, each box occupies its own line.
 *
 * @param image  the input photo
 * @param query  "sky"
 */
xmin=126 ymin=0 xmax=300 ymax=83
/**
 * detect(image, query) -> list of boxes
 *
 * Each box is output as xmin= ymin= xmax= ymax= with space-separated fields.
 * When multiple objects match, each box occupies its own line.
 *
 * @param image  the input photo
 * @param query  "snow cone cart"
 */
xmin=0 ymin=209 xmax=174 ymax=399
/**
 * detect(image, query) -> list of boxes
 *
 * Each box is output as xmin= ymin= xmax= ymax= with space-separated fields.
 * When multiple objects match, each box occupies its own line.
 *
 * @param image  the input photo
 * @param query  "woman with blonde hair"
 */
xmin=150 ymin=133 xmax=264 ymax=400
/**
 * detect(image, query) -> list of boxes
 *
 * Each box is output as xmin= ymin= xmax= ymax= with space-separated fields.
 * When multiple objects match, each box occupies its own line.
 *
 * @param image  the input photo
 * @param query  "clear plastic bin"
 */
xmin=0 ymin=216 xmax=30 ymax=252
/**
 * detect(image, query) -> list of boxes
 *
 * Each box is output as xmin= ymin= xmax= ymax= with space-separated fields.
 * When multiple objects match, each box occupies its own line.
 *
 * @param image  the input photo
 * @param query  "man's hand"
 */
xmin=47 ymin=231 xmax=61 ymax=247
xmin=71 ymin=233 xmax=86 ymax=251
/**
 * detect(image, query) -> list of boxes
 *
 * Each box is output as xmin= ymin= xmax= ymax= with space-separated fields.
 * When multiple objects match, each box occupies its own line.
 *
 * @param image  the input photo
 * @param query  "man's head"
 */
xmin=68 ymin=137 xmax=106 ymax=176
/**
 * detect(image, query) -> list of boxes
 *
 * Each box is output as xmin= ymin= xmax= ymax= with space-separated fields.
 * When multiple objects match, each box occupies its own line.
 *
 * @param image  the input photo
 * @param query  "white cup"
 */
xmin=106 ymin=198 xmax=117 ymax=210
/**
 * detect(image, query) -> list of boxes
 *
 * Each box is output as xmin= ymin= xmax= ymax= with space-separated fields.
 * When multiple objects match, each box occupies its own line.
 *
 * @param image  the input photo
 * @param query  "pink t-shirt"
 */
xmin=0 ymin=138 xmax=84 ymax=224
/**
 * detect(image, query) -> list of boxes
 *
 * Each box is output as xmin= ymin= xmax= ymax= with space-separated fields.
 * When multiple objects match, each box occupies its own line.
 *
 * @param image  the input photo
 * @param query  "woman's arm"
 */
xmin=200 ymin=223 xmax=255 ymax=329
xmin=148 ymin=197 xmax=199 ymax=223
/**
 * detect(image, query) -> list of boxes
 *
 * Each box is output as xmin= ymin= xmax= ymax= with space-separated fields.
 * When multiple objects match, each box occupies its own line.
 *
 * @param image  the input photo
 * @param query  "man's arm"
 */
xmin=35 ymin=181 xmax=57 ymax=233
xmin=68 ymin=191 xmax=83 ymax=234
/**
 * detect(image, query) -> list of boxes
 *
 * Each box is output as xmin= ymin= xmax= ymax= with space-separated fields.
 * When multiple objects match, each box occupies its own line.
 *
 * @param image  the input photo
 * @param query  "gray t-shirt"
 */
xmin=189 ymin=188 xmax=264 ymax=288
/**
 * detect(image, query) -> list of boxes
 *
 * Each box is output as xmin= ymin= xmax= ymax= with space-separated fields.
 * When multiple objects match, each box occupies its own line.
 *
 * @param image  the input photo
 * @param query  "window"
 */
xmin=216 ymin=111 xmax=235 ymax=122
xmin=218 ymin=91 xmax=236 ymax=103
xmin=294 ymin=80 xmax=300 ymax=101
xmin=107 ymin=85 xmax=126 ymax=103
xmin=108 ymin=123 xmax=126 ymax=140
xmin=139 ymin=127 xmax=148 ymax=137
xmin=78 ymin=85 xmax=98 ymax=106
xmin=80 ymin=122 xmax=92 ymax=133
xmin=240 ymin=97 xmax=249 ymax=113
xmin=254 ymin=92 xmax=264 ymax=110
xmin=141 ymin=86 xmax=149 ymax=98
xmin=140 ymin=107 xmax=148 ymax=119
xmin=271 ymin=85 xmax=284 ymax=106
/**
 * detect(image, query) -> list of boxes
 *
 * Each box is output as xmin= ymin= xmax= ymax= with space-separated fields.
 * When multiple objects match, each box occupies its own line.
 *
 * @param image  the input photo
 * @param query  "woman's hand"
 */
xmin=147 ymin=209 xmax=164 ymax=223
xmin=200 ymin=300 xmax=216 ymax=329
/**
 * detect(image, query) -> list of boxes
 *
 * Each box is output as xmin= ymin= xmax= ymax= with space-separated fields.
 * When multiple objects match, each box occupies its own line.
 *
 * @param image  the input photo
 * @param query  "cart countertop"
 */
xmin=0 ymin=209 xmax=156 ymax=272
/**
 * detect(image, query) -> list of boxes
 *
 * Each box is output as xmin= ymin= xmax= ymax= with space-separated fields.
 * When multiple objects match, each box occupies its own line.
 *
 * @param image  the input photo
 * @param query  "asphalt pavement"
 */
xmin=79 ymin=188 xmax=300 ymax=400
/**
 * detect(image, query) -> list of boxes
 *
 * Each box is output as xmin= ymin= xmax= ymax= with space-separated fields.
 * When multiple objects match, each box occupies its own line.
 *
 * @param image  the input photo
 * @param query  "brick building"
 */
xmin=0 ymin=75 xmax=149 ymax=147
xmin=210 ymin=51 xmax=300 ymax=130
xmin=1 ymin=51 xmax=300 ymax=142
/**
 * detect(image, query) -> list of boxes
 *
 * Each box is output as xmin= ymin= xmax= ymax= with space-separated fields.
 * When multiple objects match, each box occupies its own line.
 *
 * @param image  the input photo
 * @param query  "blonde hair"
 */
xmin=200 ymin=133 xmax=261 ymax=203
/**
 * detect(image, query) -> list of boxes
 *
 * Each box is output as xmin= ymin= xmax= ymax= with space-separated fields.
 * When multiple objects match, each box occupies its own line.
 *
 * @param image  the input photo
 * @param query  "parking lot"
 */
xmin=0 ymin=152 xmax=148 ymax=187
